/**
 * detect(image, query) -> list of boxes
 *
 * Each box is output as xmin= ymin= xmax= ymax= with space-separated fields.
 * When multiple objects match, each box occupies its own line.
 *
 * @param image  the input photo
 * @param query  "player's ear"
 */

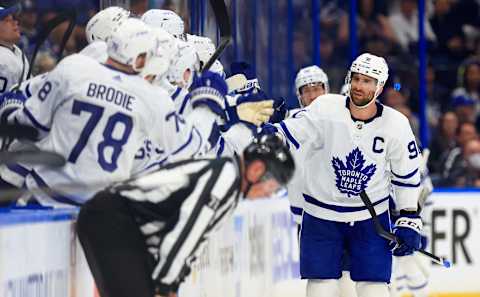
xmin=183 ymin=69 xmax=192 ymax=84
xmin=246 ymin=159 xmax=266 ymax=183
xmin=135 ymin=53 xmax=147 ymax=70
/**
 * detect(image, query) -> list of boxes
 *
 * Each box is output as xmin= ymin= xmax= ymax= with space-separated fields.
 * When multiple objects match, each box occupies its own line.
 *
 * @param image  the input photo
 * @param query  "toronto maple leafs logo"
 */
xmin=331 ymin=148 xmax=376 ymax=197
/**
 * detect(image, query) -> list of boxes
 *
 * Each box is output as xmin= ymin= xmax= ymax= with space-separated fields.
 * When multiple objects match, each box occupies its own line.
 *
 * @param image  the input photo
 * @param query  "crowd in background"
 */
xmin=8 ymin=0 xmax=480 ymax=188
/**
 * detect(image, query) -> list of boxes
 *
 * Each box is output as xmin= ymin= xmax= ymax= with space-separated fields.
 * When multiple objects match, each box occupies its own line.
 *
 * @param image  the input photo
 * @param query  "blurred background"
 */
xmin=5 ymin=0 xmax=480 ymax=189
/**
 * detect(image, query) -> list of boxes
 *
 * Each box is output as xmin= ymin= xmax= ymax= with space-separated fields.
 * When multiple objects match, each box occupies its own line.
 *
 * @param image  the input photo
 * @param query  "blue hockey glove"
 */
xmin=189 ymin=71 xmax=228 ymax=120
xmin=0 ymin=90 xmax=27 ymax=113
xmin=392 ymin=211 xmax=423 ymax=256
xmin=269 ymin=97 xmax=287 ymax=123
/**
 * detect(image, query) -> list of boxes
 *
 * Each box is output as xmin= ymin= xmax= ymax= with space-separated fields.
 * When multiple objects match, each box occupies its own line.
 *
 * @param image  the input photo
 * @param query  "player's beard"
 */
xmin=350 ymin=90 xmax=375 ymax=107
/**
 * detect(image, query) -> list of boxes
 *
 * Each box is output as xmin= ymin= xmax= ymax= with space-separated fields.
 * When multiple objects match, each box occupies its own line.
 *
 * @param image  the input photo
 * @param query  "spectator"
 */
xmin=451 ymin=95 xmax=477 ymax=124
xmin=388 ymin=0 xmax=436 ymax=52
xmin=429 ymin=111 xmax=459 ymax=174
xmin=430 ymin=0 xmax=467 ymax=61
xmin=338 ymin=0 xmax=397 ymax=50
xmin=439 ymin=122 xmax=478 ymax=186
xmin=443 ymin=139 xmax=480 ymax=187
xmin=453 ymin=58 xmax=480 ymax=101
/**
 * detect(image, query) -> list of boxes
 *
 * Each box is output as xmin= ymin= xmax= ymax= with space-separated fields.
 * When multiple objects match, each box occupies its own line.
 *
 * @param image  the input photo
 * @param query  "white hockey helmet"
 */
xmin=187 ymin=34 xmax=216 ymax=66
xmin=141 ymin=9 xmax=185 ymax=38
xmin=346 ymin=53 xmax=389 ymax=107
xmin=85 ymin=6 xmax=130 ymax=44
xmin=140 ymin=28 xmax=178 ymax=80
xmin=166 ymin=40 xmax=200 ymax=87
xmin=107 ymin=18 xmax=157 ymax=72
xmin=295 ymin=65 xmax=329 ymax=98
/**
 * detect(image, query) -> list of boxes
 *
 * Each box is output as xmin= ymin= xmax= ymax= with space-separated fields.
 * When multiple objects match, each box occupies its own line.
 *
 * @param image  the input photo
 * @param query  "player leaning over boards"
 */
xmin=0 ymin=19 xmax=227 ymax=206
xmin=0 ymin=2 xmax=28 ymax=95
xmin=261 ymin=53 xmax=423 ymax=297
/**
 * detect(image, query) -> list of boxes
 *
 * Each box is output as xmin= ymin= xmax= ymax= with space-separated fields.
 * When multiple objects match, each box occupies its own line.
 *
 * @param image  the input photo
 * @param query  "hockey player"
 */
xmin=261 ymin=53 xmax=423 ymax=297
xmin=80 ymin=6 xmax=130 ymax=63
xmin=0 ymin=19 xmax=229 ymax=206
xmin=141 ymin=9 xmax=186 ymax=40
xmin=77 ymin=134 xmax=295 ymax=297
xmin=288 ymin=65 xmax=330 ymax=224
xmin=0 ymin=3 xmax=29 ymax=94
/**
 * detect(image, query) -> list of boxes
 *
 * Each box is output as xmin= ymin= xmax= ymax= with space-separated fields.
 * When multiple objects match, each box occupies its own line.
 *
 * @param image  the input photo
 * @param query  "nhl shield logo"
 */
xmin=331 ymin=148 xmax=376 ymax=197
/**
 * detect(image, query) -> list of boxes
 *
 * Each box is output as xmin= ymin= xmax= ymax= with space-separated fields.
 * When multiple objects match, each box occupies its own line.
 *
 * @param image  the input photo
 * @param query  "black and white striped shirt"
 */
xmin=111 ymin=156 xmax=242 ymax=287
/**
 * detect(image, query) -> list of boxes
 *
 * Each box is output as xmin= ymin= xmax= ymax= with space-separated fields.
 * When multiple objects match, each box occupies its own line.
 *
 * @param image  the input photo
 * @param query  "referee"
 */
xmin=77 ymin=134 xmax=295 ymax=297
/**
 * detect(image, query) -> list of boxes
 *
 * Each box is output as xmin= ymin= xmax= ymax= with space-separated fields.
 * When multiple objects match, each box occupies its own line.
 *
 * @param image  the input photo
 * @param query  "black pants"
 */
xmin=77 ymin=191 xmax=156 ymax=297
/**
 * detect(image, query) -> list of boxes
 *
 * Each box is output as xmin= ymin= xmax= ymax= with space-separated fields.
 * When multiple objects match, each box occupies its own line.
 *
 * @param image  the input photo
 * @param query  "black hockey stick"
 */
xmin=201 ymin=0 xmax=231 ymax=73
xmin=359 ymin=191 xmax=451 ymax=268
xmin=0 ymin=123 xmax=38 ymax=140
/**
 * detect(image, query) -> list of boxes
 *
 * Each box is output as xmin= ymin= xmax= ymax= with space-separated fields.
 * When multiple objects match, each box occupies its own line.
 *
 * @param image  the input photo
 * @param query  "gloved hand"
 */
xmin=226 ymin=92 xmax=274 ymax=127
xmin=189 ymin=70 xmax=228 ymax=120
xmin=392 ymin=210 xmax=423 ymax=256
xmin=269 ymin=97 xmax=287 ymax=123
xmin=0 ymin=90 xmax=27 ymax=115
xmin=236 ymin=100 xmax=274 ymax=126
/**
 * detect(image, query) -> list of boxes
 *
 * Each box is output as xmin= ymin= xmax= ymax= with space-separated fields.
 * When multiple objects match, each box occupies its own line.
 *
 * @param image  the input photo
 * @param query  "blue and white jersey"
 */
xmin=79 ymin=41 xmax=108 ymax=63
xmin=0 ymin=44 xmax=29 ymax=94
xmin=272 ymin=94 xmax=421 ymax=222
xmin=4 ymin=54 xmax=217 ymax=206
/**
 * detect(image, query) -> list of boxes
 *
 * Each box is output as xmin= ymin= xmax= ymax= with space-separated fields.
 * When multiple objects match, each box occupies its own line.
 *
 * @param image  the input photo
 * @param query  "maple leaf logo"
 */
xmin=331 ymin=147 xmax=376 ymax=197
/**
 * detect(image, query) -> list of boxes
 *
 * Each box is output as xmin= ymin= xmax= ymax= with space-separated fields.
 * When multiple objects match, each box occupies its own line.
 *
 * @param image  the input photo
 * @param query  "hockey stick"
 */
xmin=201 ymin=0 xmax=231 ymax=73
xmin=359 ymin=191 xmax=451 ymax=268
xmin=0 ymin=123 xmax=38 ymax=140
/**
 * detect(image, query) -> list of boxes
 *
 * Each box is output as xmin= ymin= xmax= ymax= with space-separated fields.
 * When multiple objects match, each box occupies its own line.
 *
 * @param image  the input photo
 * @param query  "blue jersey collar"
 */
xmin=345 ymin=97 xmax=384 ymax=124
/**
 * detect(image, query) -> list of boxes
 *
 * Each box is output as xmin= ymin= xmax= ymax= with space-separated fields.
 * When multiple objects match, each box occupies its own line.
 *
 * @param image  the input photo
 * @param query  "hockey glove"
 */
xmin=226 ymin=92 xmax=274 ymax=127
xmin=189 ymin=71 xmax=228 ymax=121
xmin=269 ymin=97 xmax=288 ymax=123
xmin=0 ymin=90 xmax=27 ymax=120
xmin=392 ymin=210 xmax=423 ymax=256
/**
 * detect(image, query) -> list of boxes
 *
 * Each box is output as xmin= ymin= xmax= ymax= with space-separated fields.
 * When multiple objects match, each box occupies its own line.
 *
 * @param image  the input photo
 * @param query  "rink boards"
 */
xmin=0 ymin=191 xmax=479 ymax=297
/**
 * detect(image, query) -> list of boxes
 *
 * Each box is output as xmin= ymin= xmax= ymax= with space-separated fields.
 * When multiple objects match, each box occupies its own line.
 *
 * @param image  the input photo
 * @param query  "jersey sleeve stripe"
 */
xmin=216 ymin=137 xmax=225 ymax=157
xmin=391 ymin=168 xmax=419 ymax=179
xmin=29 ymin=170 xmax=83 ymax=206
xmin=171 ymin=87 xmax=181 ymax=101
xmin=279 ymin=121 xmax=300 ymax=149
xmin=22 ymin=108 xmax=50 ymax=132
xmin=290 ymin=206 xmax=303 ymax=215
xmin=391 ymin=180 xmax=421 ymax=188
xmin=171 ymin=128 xmax=195 ymax=155
xmin=6 ymin=163 xmax=30 ymax=177
xmin=179 ymin=93 xmax=191 ymax=115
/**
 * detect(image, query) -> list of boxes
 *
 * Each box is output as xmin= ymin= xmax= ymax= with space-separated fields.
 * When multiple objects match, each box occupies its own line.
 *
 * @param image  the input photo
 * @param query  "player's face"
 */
xmin=350 ymin=73 xmax=378 ymax=106
xmin=300 ymin=83 xmax=326 ymax=106
xmin=246 ymin=177 xmax=282 ymax=199
xmin=0 ymin=15 xmax=21 ymax=44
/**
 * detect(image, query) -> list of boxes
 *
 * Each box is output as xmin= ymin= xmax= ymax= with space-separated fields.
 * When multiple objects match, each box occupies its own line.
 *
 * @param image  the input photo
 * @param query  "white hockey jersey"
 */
xmin=274 ymin=94 xmax=421 ymax=222
xmin=0 ymin=44 xmax=29 ymax=93
xmin=79 ymin=41 xmax=108 ymax=63
xmin=6 ymin=54 xmax=217 ymax=206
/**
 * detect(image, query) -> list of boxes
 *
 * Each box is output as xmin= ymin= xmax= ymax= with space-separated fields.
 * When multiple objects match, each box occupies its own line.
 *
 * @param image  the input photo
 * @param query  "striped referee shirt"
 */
xmin=112 ymin=156 xmax=242 ymax=287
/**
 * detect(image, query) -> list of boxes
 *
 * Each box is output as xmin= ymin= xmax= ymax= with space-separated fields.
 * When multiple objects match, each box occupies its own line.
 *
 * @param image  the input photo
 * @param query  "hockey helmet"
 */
xmin=86 ymin=6 xmax=130 ymax=44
